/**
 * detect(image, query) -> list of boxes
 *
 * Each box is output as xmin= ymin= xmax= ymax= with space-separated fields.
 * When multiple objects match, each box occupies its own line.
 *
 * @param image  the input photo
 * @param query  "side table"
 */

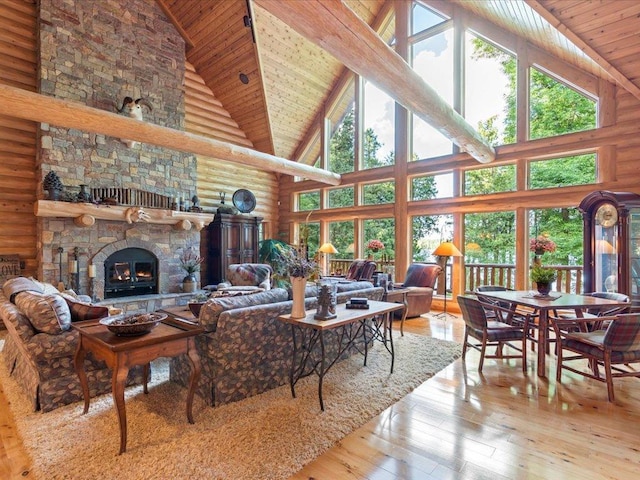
xmin=383 ymin=288 xmax=410 ymax=336
xmin=72 ymin=316 xmax=203 ymax=454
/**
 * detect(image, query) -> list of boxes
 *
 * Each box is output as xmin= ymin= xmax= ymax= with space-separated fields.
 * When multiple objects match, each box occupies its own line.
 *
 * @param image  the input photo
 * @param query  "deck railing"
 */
xmin=328 ymin=259 xmax=584 ymax=294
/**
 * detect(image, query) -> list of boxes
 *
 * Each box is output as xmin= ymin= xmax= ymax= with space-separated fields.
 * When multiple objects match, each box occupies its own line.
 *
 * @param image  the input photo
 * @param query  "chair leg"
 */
xmin=462 ymin=329 xmax=469 ymax=360
xmin=556 ymin=343 xmax=563 ymax=383
xmin=478 ymin=337 xmax=487 ymax=372
xmin=522 ymin=335 xmax=527 ymax=373
xmin=604 ymin=351 xmax=615 ymax=402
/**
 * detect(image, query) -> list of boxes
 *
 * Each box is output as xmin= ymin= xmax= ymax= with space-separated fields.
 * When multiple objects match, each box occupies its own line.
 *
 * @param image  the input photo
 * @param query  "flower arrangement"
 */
xmin=529 ymin=234 xmax=556 ymax=254
xmin=366 ymin=239 xmax=385 ymax=253
xmin=530 ymin=265 xmax=556 ymax=284
xmin=179 ymin=246 xmax=203 ymax=274
xmin=278 ymin=245 xmax=318 ymax=278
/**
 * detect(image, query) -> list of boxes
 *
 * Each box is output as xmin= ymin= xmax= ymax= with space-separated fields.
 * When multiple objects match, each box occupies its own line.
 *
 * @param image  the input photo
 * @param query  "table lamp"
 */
xmin=319 ymin=242 xmax=338 ymax=276
xmin=432 ymin=241 xmax=463 ymax=319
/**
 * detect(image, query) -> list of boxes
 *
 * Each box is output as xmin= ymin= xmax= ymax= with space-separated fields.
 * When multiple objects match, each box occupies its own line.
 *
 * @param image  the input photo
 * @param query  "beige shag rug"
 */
xmin=0 ymin=332 xmax=461 ymax=480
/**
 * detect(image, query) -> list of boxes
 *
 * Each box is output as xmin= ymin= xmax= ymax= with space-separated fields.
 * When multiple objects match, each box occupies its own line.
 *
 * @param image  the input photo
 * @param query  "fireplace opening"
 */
xmin=104 ymin=247 xmax=159 ymax=298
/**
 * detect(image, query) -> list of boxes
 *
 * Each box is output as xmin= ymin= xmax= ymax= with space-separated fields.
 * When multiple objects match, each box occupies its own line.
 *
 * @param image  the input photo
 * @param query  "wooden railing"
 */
xmin=329 ymin=259 xmax=584 ymax=294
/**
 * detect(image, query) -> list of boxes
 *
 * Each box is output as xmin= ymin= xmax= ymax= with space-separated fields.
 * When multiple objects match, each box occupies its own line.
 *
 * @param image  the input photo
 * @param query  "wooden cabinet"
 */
xmin=580 ymin=190 xmax=640 ymax=308
xmin=201 ymin=213 xmax=262 ymax=286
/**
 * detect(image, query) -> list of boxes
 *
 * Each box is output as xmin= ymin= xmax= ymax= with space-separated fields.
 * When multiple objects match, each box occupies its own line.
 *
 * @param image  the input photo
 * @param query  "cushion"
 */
xmin=60 ymin=293 xmax=109 ymax=322
xmin=199 ymin=288 xmax=289 ymax=332
xmin=3 ymin=277 xmax=44 ymax=303
xmin=14 ymin=291 xmax=72 ymax=334
xmin=226 ymin=264 xmax=273 ymax=290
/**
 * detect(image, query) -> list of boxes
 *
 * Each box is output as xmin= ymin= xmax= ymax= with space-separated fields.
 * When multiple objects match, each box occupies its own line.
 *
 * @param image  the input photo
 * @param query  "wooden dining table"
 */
xmin=474 ymin=290 xmax=628 ymax=377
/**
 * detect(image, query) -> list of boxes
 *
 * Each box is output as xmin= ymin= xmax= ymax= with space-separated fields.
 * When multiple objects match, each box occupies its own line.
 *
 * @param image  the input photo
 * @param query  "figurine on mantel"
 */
xmin=217 ymin=192 xmax=238 ymax=214
xmin=190 ymin=194 xmax=203 ymax=212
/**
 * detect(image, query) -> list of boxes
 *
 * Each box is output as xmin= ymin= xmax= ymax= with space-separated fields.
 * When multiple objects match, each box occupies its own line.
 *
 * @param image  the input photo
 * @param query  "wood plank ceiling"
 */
xmin=160 ymin=0 xmax=640 ymax=163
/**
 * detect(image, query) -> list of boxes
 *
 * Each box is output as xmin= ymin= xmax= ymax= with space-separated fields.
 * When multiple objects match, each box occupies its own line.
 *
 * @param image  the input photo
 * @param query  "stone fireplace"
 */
xmin=35 ymin=0 xmax=203 ymax=299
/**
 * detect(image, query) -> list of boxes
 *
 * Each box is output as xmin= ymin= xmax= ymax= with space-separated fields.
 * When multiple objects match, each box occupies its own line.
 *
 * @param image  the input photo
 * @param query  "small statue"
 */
xmin=314 ymin=283 xmax=337 ymax=320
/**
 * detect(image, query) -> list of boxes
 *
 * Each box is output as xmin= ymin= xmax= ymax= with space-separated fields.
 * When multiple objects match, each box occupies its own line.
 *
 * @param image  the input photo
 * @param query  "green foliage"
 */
xmin=465 ymin=165 xmax=516 ymax=195
xmin=531 ymin=265 xmax=557 ymax=283
xmin=329 ymin=108 xmax=355 ymax=174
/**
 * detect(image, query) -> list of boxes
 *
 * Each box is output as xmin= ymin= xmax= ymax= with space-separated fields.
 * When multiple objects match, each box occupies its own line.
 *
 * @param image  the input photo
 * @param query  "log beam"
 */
xmin=0 ymin=84 xmax=341 ymax=186
xmin=255 ymin=0 xmax=496 ymax=164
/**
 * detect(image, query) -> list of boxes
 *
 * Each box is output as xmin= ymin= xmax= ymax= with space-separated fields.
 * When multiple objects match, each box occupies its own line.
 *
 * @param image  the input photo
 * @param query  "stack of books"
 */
xmin=346 ymin=297 xmax=369 ymax=309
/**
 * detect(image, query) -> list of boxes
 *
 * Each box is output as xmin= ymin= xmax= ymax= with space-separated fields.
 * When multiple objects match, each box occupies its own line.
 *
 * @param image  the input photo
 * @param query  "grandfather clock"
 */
xmin=579 ymin=190 xmax=640 ymax=308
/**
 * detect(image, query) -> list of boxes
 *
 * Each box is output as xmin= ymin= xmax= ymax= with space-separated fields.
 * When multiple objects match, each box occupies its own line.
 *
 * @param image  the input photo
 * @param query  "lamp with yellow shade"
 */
xmin=318 ymin=242 xmax=338 ymax=277
xmin=432 ymin=241 xmax=463 ymax=319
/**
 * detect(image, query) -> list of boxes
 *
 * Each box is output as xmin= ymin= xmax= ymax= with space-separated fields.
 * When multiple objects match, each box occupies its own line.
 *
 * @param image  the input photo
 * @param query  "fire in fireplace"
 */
xmin=104 ymin=247 xmax=158 ymax=298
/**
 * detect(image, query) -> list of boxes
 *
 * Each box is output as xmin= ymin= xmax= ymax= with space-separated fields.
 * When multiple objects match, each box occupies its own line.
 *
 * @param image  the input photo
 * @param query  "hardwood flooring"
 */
xmin=1 ymin=312 xmax=639 ymax=479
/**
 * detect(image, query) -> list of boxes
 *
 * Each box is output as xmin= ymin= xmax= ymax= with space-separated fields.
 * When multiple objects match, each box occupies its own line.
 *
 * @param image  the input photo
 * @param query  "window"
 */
xmin=328 ymin=82 xmax=356 ymax=174
xmin=412 ymin=2 xmax=448 ymax=35
xmin=530 ymin=68 xmax=596 ymax=140
xmin=297 ymin=191 xmax=320 ymax=211
xmin=411 ymin=173 xmax=451 ymax=200
xmin=412 ymin=214 xmax=451 ymax=262
xmin=363 ymin=181 xmax=395 ymax=205
xmin=327 ymin=186 xmax=354 ymax=208
xmin=465 ymin=33 xmax=514 ymax=146
xmin=529 ymin=154 xmax=596 ymax=189
xmin=299 ymin=222 xmax=320 ymax=259
xmin=363 ymin=218 xmax=395 ymax=257
xmin=363 ymin=80 xmax=395 ymax=169
xmin=411 ymin=29 xmax=454 ymax=159
xmin=464 ymin=165 xmax=516 ymax=195
xmin=329 ymin=221 xmax=354 ymax=260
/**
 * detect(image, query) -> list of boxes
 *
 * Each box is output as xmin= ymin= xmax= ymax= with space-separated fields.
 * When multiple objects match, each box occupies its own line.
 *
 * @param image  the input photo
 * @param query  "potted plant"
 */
xmin=43 ymin=171 xmax=64 ymax=200
xmin=179 ymin=246 xmax=203 ymax=293
xmin=531 ymin=265 xmax=556 ymax=295
xmin=279 ymin=245 xmax=318 ymax=318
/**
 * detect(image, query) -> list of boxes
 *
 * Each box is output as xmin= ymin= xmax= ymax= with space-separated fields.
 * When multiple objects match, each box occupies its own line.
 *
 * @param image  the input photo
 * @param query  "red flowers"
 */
xmin=529 ymin=234 xmax=556 ymax=254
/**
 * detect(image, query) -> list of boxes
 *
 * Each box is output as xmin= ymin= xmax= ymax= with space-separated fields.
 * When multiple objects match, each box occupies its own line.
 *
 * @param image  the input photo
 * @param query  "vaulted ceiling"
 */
xmin=159 ymin=0 xmax=640 ymax=162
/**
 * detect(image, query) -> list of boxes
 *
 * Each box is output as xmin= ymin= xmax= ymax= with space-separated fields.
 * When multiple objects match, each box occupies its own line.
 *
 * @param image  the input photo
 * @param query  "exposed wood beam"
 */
xmin=255 ymin=0 xmax=496 ymax=164
xmin=0 ymin=84 xmax=341 ymax=186
xmin=526 ymin=0 xmax=640 ymax=103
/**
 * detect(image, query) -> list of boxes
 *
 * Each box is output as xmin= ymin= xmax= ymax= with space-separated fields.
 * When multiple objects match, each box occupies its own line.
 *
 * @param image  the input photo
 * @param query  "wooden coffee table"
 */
xmin=72 ymin=316 xmax=203 ymax=454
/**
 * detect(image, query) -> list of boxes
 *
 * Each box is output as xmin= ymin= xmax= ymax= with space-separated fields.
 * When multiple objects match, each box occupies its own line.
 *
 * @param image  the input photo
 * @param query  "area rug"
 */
xmin=0 ymin=332 xmax=461 ymax=480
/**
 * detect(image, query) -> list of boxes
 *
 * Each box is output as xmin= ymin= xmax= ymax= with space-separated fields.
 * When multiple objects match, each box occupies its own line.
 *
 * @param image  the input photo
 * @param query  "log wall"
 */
xmin=0 ymin=0 xmax=37 ymax=278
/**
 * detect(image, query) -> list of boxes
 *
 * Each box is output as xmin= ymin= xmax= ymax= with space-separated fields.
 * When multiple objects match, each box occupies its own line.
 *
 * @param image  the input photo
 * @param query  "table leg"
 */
xmin=318 ymin=331 xmax=326 ymax=411
xmin=289 ymin=324 xmax=297 ymax=399
xmin=73 ymin=340 xmax=90 ymax=414
xmin=387 ymin=312 xmax=395 ymax=374
xmin=537 ymin=310 xmax=548 ymax=377
xmin=143 ymin=363 xmax=150 ymax=394
xmin=112 ymin=360 xmax=130 ymax=455
xmin=185 ymin=338 xmax=201 ymax=424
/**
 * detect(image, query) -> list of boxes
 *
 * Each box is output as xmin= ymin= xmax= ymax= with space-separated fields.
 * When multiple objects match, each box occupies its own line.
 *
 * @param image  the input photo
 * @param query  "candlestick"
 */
xmin=69 ymin=260 xmax=78 ymax=272
xmin=88 ymin=264 xmax=96 ymax=278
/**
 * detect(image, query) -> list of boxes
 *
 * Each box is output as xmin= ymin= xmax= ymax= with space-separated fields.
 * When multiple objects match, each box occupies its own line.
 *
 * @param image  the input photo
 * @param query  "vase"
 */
xmin=536 ymin=282 xmax=551 ymax=295
xmin=290 ymin=276 xmax=307 ymax=319
xmin=183 ymin=274 xmax=197 ymax=293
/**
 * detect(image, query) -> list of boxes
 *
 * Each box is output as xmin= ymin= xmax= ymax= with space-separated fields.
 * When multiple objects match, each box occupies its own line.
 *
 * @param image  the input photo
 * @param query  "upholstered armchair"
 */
xmin=394 ymin=263 xmax=442 ymax=317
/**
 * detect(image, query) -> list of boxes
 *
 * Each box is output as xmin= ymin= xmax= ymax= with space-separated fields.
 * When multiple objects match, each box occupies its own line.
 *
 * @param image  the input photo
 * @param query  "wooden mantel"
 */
xmin=34 ymin=200 xmax=214 ymax=231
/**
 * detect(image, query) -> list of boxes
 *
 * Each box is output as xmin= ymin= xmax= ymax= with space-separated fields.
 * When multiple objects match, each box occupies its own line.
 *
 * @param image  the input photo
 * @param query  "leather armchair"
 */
xmin=344 ymin=260 xmax=376 ymax=282
xmin=394 ymin=263 xmax=442 ymax=317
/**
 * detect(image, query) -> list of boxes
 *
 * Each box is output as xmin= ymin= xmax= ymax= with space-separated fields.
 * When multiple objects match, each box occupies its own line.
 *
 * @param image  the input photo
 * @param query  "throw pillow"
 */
xmin=14 ymin=291 xmax=72 ymax=334
xmin=60 ymin=293 xmax=109 ymax=321
xmin=2 ymin=277 xmax=44 ymax=303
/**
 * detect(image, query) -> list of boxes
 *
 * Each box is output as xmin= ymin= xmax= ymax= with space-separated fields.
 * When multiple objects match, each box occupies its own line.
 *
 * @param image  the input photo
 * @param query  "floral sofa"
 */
xmin=170 ymin=280 xmax=383 ymax=406
xmin=0 ymin=277 xmax=144 ymax=412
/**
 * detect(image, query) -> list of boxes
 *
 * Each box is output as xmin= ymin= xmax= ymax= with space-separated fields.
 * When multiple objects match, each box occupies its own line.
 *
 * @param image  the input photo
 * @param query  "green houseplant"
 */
xmin=530 ymin=265 xmax=556 ymax=295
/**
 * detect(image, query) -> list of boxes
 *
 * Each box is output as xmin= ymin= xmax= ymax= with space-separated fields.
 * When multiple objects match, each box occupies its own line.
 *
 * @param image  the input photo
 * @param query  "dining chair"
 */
xmin=458 ymin=295 xmax=529 ymax=373
xmin=552 ymin=313 xmax=640 ymax=402
xmin=476 ymin=285 xmax=540 ymax=351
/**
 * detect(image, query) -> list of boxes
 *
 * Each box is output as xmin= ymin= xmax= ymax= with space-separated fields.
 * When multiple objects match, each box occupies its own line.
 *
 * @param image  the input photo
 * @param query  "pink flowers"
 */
xmin=366 ymin=239 xmax=385 ymax=252
xmin=529 ymin=234 xmax=556 ymax=254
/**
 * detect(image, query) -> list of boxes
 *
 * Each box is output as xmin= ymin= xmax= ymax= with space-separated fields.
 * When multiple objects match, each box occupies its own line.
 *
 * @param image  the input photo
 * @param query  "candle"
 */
xmin=69 ymin=260 xmax=78 ymax=273
xmin=88 ymin=264 xmax=96 ymax=278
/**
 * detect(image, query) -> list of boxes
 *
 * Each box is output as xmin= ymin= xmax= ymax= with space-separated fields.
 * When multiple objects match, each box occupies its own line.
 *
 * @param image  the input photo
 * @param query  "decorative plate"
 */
xmin=232 ymin=189 xmax=256 ymax=213
xmin=99 ymin=312 xmax=167 ymax=336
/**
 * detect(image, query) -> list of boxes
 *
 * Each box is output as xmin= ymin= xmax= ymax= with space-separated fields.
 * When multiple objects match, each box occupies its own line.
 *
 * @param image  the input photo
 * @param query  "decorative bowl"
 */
xmin=99 ymin=312 xmax=167 ymax=336
xmin=188 ymin=302 xmax=205 ymax=318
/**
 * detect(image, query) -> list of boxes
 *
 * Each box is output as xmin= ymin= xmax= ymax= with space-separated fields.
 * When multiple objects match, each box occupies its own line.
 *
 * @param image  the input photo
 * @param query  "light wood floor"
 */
xmin=1 ymin=313 xmax=639 ymax=479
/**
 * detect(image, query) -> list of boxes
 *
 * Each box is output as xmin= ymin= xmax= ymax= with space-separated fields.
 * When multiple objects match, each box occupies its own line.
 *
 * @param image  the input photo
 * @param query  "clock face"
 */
xmin=595 ymin=203 xmax=618 ymax=228
xmin=232 ymin=189 xmax=256 ymax=213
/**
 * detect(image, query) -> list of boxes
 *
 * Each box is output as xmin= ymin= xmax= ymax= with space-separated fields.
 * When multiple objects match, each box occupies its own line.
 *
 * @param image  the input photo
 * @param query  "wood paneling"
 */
xmin=0 ymin=0 xmax=37 ymax=277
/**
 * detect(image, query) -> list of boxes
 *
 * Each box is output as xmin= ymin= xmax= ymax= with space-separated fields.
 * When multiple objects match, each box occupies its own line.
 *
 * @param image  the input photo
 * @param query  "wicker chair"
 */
xmin=458 ymin=295 xmax=530 ymax=373
xmin=552 ymin=312 xmax=640 ymax=402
